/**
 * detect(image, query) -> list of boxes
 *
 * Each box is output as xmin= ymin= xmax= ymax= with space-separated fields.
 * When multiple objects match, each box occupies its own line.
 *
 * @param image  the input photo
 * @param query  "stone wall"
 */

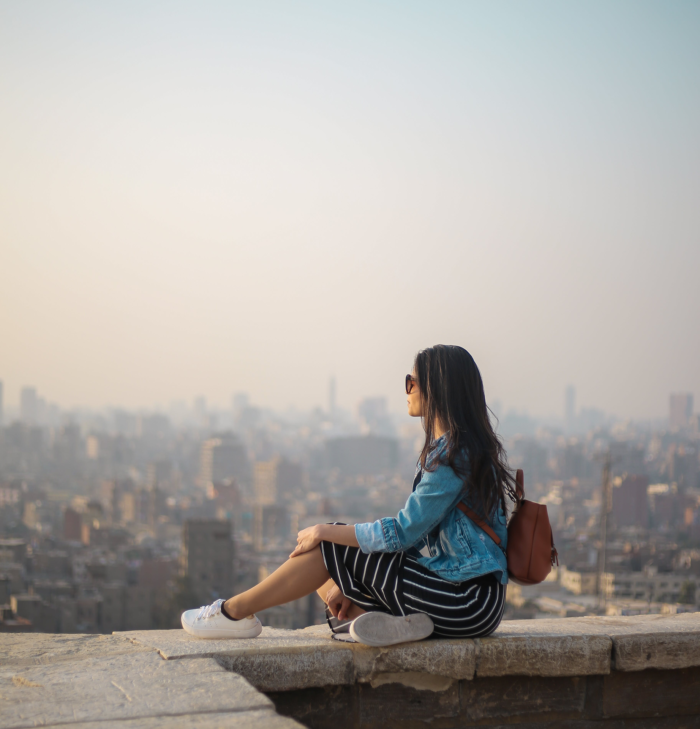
xmin=3 ymin=613 xmax=700 ymax=728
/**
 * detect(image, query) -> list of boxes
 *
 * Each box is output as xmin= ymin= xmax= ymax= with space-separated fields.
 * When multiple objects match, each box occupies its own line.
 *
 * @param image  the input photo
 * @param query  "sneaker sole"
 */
xmin=350 ymin=612 xmax=434 ymax=647
xmin=182 ymin=619 xmax=263 ymax=640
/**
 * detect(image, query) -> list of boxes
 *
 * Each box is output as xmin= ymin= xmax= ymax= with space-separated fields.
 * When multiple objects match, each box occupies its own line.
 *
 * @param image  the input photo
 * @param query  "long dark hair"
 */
xmin=414 ymin=344 xmax=517 ymax=518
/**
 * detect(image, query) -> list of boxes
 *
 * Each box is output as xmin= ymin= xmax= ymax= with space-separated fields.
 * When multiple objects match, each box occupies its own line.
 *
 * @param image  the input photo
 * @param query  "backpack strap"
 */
xmin=456 ymin=502 xmax=501 ymax=547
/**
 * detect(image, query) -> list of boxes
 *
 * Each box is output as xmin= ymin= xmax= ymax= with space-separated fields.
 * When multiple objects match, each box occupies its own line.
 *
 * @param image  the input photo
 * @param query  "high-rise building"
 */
xmin=328 ymin=376 xmax=336 ymax=418
xmin=254 ymin=457 xmax=303 ymax=505
xmin=565 ymin=385 xmax=576 ymax=431
xmin=181 ymin=519 xmax=235 ymax=603
xmin=20 ymin=386 xmax=38 ymax=424
xmin=612 ymin=475 xmax=649 ymax=529
xmin=253 ymin=504 xmax=289 ymax=551
xmin=199 ymin=436 xmax=251 ymax=488
xmin=670 ymin=393 xmax=694 ymax=429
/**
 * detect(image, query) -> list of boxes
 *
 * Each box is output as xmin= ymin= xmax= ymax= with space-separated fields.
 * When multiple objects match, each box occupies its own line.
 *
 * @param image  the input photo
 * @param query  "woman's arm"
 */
xmin=355 ymin=463 xmax=464 ymax=554
xmin=289 ymin=523 xmax=359 ymax=558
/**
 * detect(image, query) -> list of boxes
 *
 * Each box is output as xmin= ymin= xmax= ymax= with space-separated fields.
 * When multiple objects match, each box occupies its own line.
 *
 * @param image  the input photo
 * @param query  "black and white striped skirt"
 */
xmin=320 ymin=539 xmax=505 ymax=639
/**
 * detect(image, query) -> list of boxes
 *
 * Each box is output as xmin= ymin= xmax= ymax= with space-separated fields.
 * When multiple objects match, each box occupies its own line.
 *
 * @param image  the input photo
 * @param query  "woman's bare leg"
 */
xmin=316 ymin=578 xmax=336 ymax=605
xmin=224 ymin=546 xmax=330 ymax=619
xmin=316 ymin=578 xmax=368 ymax=621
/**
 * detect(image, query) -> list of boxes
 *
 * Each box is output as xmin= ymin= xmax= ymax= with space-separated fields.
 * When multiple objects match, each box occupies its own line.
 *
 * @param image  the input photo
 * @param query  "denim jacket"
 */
xmin=354 ymin=435 xmax=508 ymax=585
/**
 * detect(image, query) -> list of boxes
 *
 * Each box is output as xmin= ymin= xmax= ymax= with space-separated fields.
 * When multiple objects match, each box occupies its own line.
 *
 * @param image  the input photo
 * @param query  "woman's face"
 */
xmin=406 ymin=369 xmax=424 ymax=418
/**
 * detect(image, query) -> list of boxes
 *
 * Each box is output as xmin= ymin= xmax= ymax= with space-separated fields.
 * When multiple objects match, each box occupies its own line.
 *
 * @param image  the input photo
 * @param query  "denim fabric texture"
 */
xmin=354 ymin=435 xmax=509 ymax=585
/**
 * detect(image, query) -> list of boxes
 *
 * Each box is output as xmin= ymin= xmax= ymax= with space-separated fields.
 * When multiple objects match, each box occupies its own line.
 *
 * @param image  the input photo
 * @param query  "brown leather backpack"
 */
xmin=457 ymin=469 xmax=558 ymax=585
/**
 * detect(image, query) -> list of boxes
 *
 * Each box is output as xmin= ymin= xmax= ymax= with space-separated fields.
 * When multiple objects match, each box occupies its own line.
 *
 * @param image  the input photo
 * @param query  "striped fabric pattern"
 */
xmin=320 ymin=538 xmax=505 ymax=639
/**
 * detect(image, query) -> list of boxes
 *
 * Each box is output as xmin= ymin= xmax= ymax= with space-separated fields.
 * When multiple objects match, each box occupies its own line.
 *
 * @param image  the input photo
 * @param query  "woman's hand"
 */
xmin=289 ymin=524 xmax=325 ymax=558
xmin=325 ymin=582 xmax=353 ymax=621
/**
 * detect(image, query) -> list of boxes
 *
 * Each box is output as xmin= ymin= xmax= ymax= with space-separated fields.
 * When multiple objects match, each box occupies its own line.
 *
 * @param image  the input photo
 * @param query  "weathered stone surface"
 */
xmin=461 ymin=675 xmax=587 ymax=721
xmin=268 ymin=685 xmax=357 ymax=729
xmin=351 ymin=638 xmax=475 ymax=683
xmin=0 ymin=632 xmax=153 ymax=668
xmin=493 ymin=613 xmax=700 ymax=673
xmin=475 ymin=633 xmax=612 ymax=677
xmin=216 ymin=647 xmax=355 ymax=693
xmin=120 ymin=626 xmax=355 ymax=692
xmin=69 ymin=709 xmax=304 ymax=729
xmin=587 ymin=613 xmax=700 ymax=672
xmin=358 ymin=679 xmax=461 ymax=725
xmin=122 ymin=613 xmax=700 ymax=688
xmin=0 ymin=651 xmax=271 ymax=729
xmin=602 ymin=665 xmax=700 ymax=719
xmin=121 ymin=624 xmax=475 ymax=690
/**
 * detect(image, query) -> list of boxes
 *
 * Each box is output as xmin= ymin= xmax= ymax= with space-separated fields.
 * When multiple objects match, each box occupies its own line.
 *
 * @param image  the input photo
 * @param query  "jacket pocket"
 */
xmin=455 ymin=515 xmax=473 ymax=557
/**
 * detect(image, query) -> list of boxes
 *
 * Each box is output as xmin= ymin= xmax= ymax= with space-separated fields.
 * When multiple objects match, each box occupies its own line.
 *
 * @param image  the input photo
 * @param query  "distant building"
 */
xmin=565 ymin=385 xmax=576 ymax=431
xmin=20 ymin=387 xmax=38 ymax=425
xmin=253 ymin=504 xmax=290 ymax=551
xmin=181 ymin=519 xmax=235 ymax=603
xmin=63 ymin=508 xmax=82 ymax=541
xmin=560 ymin=566 xmax=613 ymax=596
xmin=328 ymin=377 xmax=336 ymax=418
xmin=358 ymin=397 xmax=394 ymax=437
xmin=612 ymin=475 xmax=649 ymax=529
xmin=668 ymin=445 xmax=699 ymax=491
xmin=326 ymin=435 xmax=399 ymax=476
xmin=136 ymin=414 xmax=170 ymax=439
xmin=100 ymin=584 xmax=152 ymax=632
xmin=254 ymin=457 xmax=303 ymax=505
xmin=649 ymin=485 xmax=696 ymax=528
xmin=199 ymin=436 xmax=250 ymax=488
xmin=670 ymin=393 xmax=694 ymax=429
xmin=609 ymin=569 xmax=698 ymax=604
xmin=609 ymin=441 xmax=646 ymax=479
xmin=558 ymin=440 xmax=587 ymax=480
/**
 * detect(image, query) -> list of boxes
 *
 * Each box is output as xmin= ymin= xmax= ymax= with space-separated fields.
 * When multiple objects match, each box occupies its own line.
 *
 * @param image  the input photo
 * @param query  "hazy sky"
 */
xmin=1 ymin=1 xmax=698 ymax=419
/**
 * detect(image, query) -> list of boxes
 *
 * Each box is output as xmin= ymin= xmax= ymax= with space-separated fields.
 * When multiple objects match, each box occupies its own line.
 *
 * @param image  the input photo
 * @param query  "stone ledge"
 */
xmin=118 ymin=625 xmax=475 ymax=692
xmin=4 ymin=615 xmax=700 ymax=729
xmin=0 ymin=640 xmax=303 ymax=729
xmin=117 ymin=613 xmax=700 ymax=691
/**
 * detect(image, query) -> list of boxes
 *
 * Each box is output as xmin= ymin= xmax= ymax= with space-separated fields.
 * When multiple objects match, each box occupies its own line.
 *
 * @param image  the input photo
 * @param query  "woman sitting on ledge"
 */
xmin=182 ymin=344 xmax=516 ymax=647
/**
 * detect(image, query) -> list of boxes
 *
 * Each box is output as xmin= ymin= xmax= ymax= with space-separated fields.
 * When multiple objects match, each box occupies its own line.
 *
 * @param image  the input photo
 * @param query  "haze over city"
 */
xmin=1 ymin=1 xmax=698 ymax=419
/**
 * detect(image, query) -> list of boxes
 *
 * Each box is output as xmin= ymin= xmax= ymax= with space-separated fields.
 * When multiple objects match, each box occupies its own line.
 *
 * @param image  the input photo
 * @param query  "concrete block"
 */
xmin=494 ymin=613 xmax=700 ymax=673
xmin=461 ymin=675 xmax=587 ymax=721
xmin=119 ymin=626 xmax=355 ymax=692
xmin=588 ymin=613 xmax=700 ymax=672
xmin=67 ymin=709 xmax=304 ymax=729
xmin=358 ymin=679 xmax=461 ymax=726
xmin=121 ymin=625 xmax=474 ymax=690
xmin=0 ymin=632 xmax=153 ymax=668
xmin=475 ymin=633 xmax=611 ymax=677
xmin=0 ymin=652 xmax=271 ymax=729
xmin=602 ymin=666 xmax=700 ymax=719
xmin=351 ymin=639 xmax=475 ymax=682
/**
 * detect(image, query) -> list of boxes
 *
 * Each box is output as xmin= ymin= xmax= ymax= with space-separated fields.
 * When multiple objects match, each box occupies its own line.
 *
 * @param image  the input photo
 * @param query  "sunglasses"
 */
xmin=405 ymin=374 xmax=418 ymax=394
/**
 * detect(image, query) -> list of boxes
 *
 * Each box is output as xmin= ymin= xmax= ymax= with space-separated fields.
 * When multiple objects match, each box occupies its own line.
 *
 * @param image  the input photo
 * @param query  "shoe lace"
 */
xmin=195 ymin=598 xmax=224 ymax=621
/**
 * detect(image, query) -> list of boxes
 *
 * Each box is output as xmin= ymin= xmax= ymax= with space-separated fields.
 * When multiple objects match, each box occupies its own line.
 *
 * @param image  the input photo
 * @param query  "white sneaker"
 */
xmin=181 ymin=599 xmax=263 ymax=640
xmin=349 ymin=611 xmax=434 ymax=647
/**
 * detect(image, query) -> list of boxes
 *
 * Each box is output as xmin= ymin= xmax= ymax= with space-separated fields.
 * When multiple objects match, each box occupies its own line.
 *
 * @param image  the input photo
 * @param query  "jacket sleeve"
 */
xmin=354 ymin=463 xmax=465 ymax=554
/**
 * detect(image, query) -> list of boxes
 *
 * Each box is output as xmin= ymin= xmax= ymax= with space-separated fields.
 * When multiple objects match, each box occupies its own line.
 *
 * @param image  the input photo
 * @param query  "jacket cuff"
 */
xmin=354 ymin=520 xmax=387 ymax=553
xmin=380 ymin=517 xmax=402 ymax=552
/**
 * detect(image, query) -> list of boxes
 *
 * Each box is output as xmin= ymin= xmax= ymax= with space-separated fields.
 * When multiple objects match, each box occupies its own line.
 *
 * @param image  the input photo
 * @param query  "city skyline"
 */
xmin=2 ymin=1 xmax=699 ymax=419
